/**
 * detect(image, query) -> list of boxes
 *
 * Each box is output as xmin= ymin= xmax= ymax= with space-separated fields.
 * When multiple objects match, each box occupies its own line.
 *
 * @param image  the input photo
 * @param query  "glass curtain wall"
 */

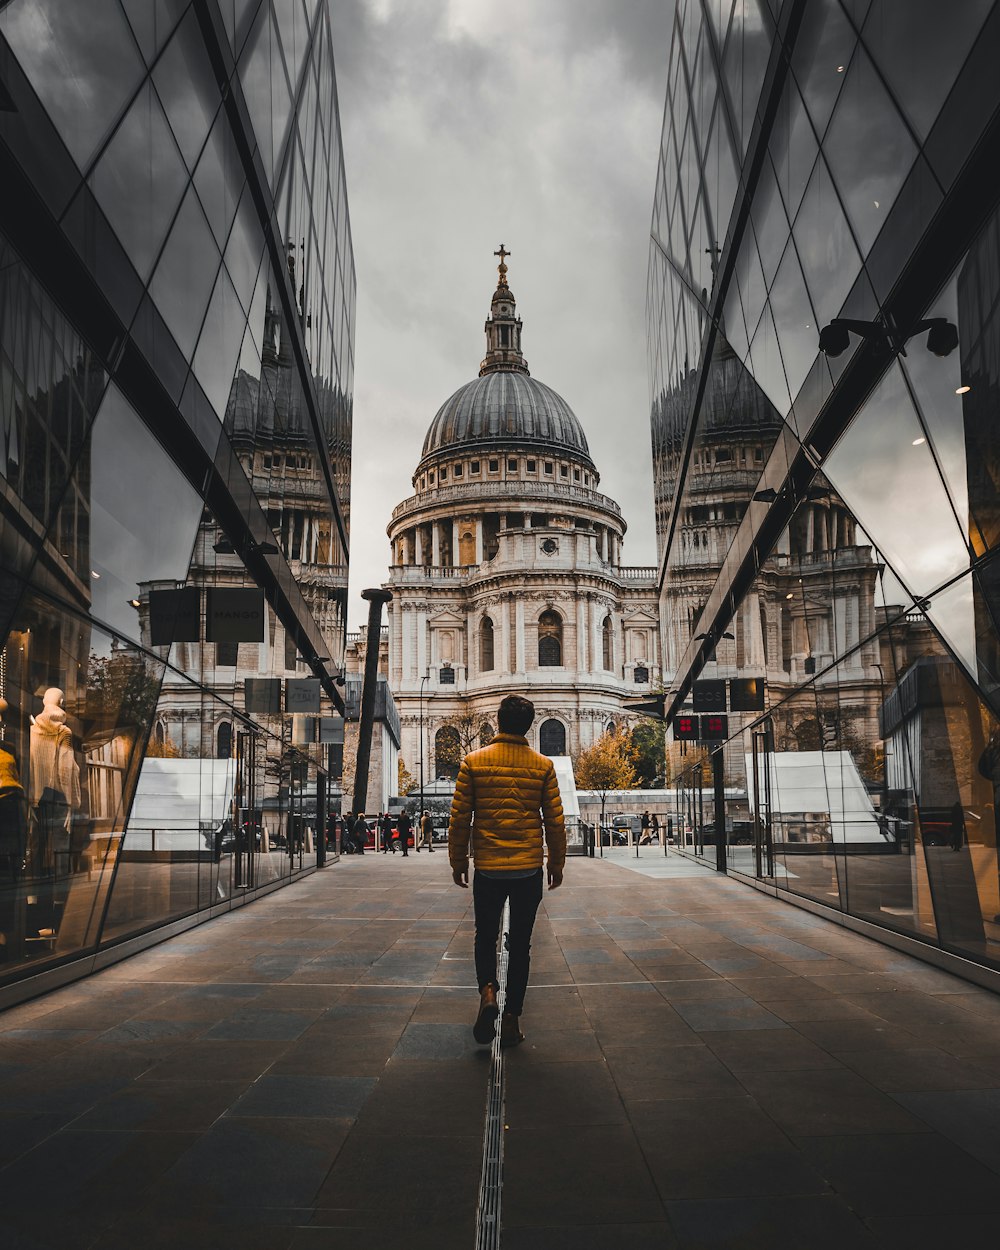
xmin=649 ymin=0 xmax=1000 ymax=974
xmin=0 ymin=1 xmax=353 ymax=995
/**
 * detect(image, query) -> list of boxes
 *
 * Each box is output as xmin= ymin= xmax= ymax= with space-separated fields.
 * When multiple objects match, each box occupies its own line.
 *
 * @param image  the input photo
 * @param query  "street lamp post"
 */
xmin=418 ymin=671 xmax=430 ymax=834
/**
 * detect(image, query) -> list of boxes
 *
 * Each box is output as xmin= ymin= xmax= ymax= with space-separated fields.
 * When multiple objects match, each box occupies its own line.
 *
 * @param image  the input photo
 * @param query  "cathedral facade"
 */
xmin=383 ymin=251 xmax=659 ymax=781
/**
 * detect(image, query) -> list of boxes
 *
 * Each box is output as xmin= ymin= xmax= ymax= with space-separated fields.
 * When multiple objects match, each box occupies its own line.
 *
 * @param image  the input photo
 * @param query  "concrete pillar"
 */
xmin=515 ymin=598 xmax=526 ymax=673
xmin=431 ymin=522 xmax=441 ymax=565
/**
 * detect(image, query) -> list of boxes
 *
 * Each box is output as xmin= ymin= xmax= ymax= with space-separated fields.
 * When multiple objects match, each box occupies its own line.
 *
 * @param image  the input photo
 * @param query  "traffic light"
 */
xmin=673 ymin=713 xmax=700 ymax=742
xmin=701 ymin=713 xmax=729 ymax=742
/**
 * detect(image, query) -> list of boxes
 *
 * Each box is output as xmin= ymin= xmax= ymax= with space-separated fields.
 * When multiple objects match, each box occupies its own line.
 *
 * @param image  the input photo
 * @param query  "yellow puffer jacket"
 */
xmin=448 ymin=733 xmax=566 ymax=873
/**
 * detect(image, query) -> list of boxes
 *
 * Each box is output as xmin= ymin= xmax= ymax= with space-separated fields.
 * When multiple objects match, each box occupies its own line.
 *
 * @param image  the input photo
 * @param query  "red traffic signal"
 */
xmin=701 ymin=714 xmax=729 ymax=741
xmin=673 ymin=714 xmax=700 ymax=741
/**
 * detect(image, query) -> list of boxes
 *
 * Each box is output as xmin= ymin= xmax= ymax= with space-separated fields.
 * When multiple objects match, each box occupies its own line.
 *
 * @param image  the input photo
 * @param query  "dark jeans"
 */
xmin=473 ymin=869 xmax=543 ymax=1017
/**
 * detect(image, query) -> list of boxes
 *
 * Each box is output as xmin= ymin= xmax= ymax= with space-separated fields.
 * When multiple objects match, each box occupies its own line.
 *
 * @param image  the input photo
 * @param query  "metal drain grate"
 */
xmin=475 ymin=899 xmax=509 ymax=1250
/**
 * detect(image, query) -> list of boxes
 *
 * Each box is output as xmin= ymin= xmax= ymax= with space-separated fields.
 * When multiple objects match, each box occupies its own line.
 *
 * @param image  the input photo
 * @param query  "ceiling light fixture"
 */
xmin=956 ymin=385 xmax=971 ymax=395
xmin=912 ymin=437 xmax=926 ymax=446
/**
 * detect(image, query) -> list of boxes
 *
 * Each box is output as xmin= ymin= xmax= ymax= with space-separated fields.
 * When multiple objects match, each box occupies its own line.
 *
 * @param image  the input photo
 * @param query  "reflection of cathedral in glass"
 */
xmin=649 ymin=0 xmax=1000 ymax=977
xmin=0 ymin=1 xmax=354 ymax=1001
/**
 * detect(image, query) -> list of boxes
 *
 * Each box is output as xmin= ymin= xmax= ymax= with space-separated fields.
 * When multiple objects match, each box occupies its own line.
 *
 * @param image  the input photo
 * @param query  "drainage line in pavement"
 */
xmin=475 ymin=898 xmax=509 ymax=1250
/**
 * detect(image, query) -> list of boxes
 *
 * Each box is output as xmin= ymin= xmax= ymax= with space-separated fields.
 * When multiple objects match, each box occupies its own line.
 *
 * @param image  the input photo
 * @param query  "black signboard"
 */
xmin=692 ymin=679 xmax=727 ymax=712
xmin=148 ymin=587 xmax=200 ymax=645
xmin=729 ymin=677 xmax=765 ymax=712
xmin=673 ymin=713 xmax=700 ymax=741
xmin=286 ymin=678 xmax=321 ymax=713
xmin=244 ymin=678 xmax=282 ymax=714
xmin=319 ymin=716 xmax=345 ymax=745
xmin=205 ymin=588 xmax=265 ymax=643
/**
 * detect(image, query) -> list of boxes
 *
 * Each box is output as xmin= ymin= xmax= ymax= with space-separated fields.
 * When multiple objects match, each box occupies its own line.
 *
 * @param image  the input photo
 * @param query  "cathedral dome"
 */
xmin=417 ymin=246 xmax=595 ymax=473
xmin=420 ymin=371 xmax=592 ymax=465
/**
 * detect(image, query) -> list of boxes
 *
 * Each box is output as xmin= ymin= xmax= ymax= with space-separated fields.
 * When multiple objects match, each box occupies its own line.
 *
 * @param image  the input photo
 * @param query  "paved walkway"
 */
xmin=1 ymin=854 xmax=999 ymax=1248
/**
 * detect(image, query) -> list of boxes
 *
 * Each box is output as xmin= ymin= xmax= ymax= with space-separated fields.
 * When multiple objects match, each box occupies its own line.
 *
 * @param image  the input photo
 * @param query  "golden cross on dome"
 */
xmin=494 ymin=243 xmax=510 ymax=265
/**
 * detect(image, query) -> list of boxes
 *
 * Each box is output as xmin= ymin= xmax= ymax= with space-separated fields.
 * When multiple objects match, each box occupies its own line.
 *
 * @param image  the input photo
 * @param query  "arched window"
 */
xmin=602 ymin=615 xmax=613 ymax=670
xmin=538 ymin=609 xmax=562 ymax=666
xmin=154 ymin=723 xmax=165 ymax=746
xmin=479 ymin=722 xmax=494 ymax=748
xmin=605 ymin=720 xmax=617 ymax=736
xmin=480 ymin=615 xmax=494 ymax=671
xmin=434 ymin=726 xmax=460 ymax=780
xmin=216 ymin=722 xmax=232 ymax=760
xmin=539 ymin=719 xmax=566 ymax=756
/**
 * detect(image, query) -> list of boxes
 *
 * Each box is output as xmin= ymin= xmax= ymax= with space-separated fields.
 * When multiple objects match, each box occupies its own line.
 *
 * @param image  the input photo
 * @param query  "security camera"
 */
xmin=818 ymin=322 xmax=851 ymax=357
xmin=924 ymin=319 xmax=959 ymax=357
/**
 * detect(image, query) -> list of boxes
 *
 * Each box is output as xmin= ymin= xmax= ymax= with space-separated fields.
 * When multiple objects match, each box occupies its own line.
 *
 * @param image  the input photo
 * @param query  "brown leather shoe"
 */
xmin=473 ymin=985 xmax=499 ymax=1044
xmin=499 ymin=1011 xmax=524 ymax=1048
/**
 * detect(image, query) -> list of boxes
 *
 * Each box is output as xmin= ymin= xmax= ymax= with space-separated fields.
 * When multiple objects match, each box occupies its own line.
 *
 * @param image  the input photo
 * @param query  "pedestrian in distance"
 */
xmin=352 ymin=812 xmax=368 ymax=854
xmin=397 ymin=809 xmax=411 ymax=856
xmin=449 ymin=694 xmax=565 ymax=1048
xmin=650 ymin=813 xmax=660 ymax=846
xmin=379 ymin=811 xmax=395 ymax=853
xmin=416 ymin=809 xmax=435 ymax=852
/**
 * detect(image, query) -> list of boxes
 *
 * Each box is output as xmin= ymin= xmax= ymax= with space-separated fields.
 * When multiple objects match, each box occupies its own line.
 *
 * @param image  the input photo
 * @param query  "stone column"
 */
xmin=452 ymin=519 xmax=460 ymax=566
xmin=591 ymin=599 xmax=603 ymax=672
xmin=475 ymin=517 xmax=484 ymax=564
xmin=431 ymin=522 xmax=441 ymax=566
xmin=515 ymin=597 xmax=526 ymax=673
xmin=416 ymin=607 xmax=427 ymax=677
xmin=500 ymin=597 xmax=511 ymax=673
xmin=401 ymin=603 xmax=412 ymax=680
xmin=414 ymin=526 xmax=424 ymax=565
xmin=577 ymin=598 xmax=588 ymax=676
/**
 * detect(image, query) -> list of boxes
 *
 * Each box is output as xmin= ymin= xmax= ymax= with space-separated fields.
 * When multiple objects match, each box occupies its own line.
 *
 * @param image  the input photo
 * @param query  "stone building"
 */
xmin=365 ymin=250 xmax=660 ymax=784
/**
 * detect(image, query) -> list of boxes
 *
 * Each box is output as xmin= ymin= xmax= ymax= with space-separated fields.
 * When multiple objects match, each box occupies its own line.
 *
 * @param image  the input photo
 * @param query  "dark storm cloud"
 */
xmin=330 ymin=1 xmax=675 ymax=626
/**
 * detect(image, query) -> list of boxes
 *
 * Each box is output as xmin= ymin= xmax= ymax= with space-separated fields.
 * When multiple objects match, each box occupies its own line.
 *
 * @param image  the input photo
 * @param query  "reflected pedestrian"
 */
xmin=449 ymin=695 xmax=565 ymax=1048
xmin=379 ymin=811 xmax=395 ymax=853
xmin=949 ymin=800 xmax=966 ymax=852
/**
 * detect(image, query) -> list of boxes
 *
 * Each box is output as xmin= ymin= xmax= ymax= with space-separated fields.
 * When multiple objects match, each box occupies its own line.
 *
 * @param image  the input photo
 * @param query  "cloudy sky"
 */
xmin=329 ymin=0 xmax=673 ymax=630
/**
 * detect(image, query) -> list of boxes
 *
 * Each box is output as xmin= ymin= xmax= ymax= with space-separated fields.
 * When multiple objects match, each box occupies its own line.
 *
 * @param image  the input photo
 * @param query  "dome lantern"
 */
xmin=480 ymin=244 xmax=528 ymax=377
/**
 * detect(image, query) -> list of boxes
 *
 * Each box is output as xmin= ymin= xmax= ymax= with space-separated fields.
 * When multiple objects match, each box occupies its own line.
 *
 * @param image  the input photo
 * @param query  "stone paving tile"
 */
xmin=2 ymin=851 xmax=1000 ymax=1248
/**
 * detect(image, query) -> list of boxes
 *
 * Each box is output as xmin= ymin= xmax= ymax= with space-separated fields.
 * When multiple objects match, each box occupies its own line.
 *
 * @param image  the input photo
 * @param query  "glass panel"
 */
xmin=149 ymin=184 xmax=221 ymax=360
xmin=4 ymin=0 xmax=145 ymax=167
xmin=152 ymin=6 xmax=222 ymax=171
xmin=120 ymin=0 xmax=188 ymax=65
xmin=822 ymin=363 xmax=970 ymax=599
xmin=768 ymin=83 xmax=817 ymax=224
xmin=0 ymin=598 xmax=165 ymax=975
xmin=192 ymin=267 xmax=246 ymax=421
xmin=860 ymin=0 xmax=991 ymax=140
xmin=89 ymin=81 xmax=188 ymax=281
xmin=767 ymin=238 xmax=817 ymax=404
xmin=793 ymin=154 xmax=862 ymax=329
xmin=823 ymin=44 xmax=918 ymax=255
xmin=790 ymin=0 xmax=857 ymax=140
xmin=85 ymin=385 xmax=204 ymax=642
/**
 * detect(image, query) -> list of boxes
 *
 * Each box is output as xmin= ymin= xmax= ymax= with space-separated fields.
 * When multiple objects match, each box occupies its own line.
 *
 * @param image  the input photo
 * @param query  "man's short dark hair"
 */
xmin=498 ymin=695 xmax=534 ymax=735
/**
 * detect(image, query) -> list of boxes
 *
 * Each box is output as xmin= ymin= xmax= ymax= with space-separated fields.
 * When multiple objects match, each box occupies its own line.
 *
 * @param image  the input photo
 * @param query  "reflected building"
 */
xmin=0 ymin=1 xmax=353 ymax=1005
xmin=649 ymin=0 xmax=1000 ymax=977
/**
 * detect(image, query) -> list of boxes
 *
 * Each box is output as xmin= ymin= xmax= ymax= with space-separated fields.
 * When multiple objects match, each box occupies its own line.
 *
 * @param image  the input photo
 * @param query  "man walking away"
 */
xmin=379 ymin=811 xmax=395 ymax=853
xmin=397 ymin=809 xmax=411 ymax=857
xmin=417 ymin=809 xmax=435 ymax=852
xmin=448 ymin=695 xmax=565 ymax=1048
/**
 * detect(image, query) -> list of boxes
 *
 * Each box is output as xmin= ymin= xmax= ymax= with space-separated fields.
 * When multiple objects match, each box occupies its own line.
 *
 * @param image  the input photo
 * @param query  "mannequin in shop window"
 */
xmin=0 ymin=698 xmax=27 ymax=879
xmin=28 ymin=688 xmax=81 ymax=876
